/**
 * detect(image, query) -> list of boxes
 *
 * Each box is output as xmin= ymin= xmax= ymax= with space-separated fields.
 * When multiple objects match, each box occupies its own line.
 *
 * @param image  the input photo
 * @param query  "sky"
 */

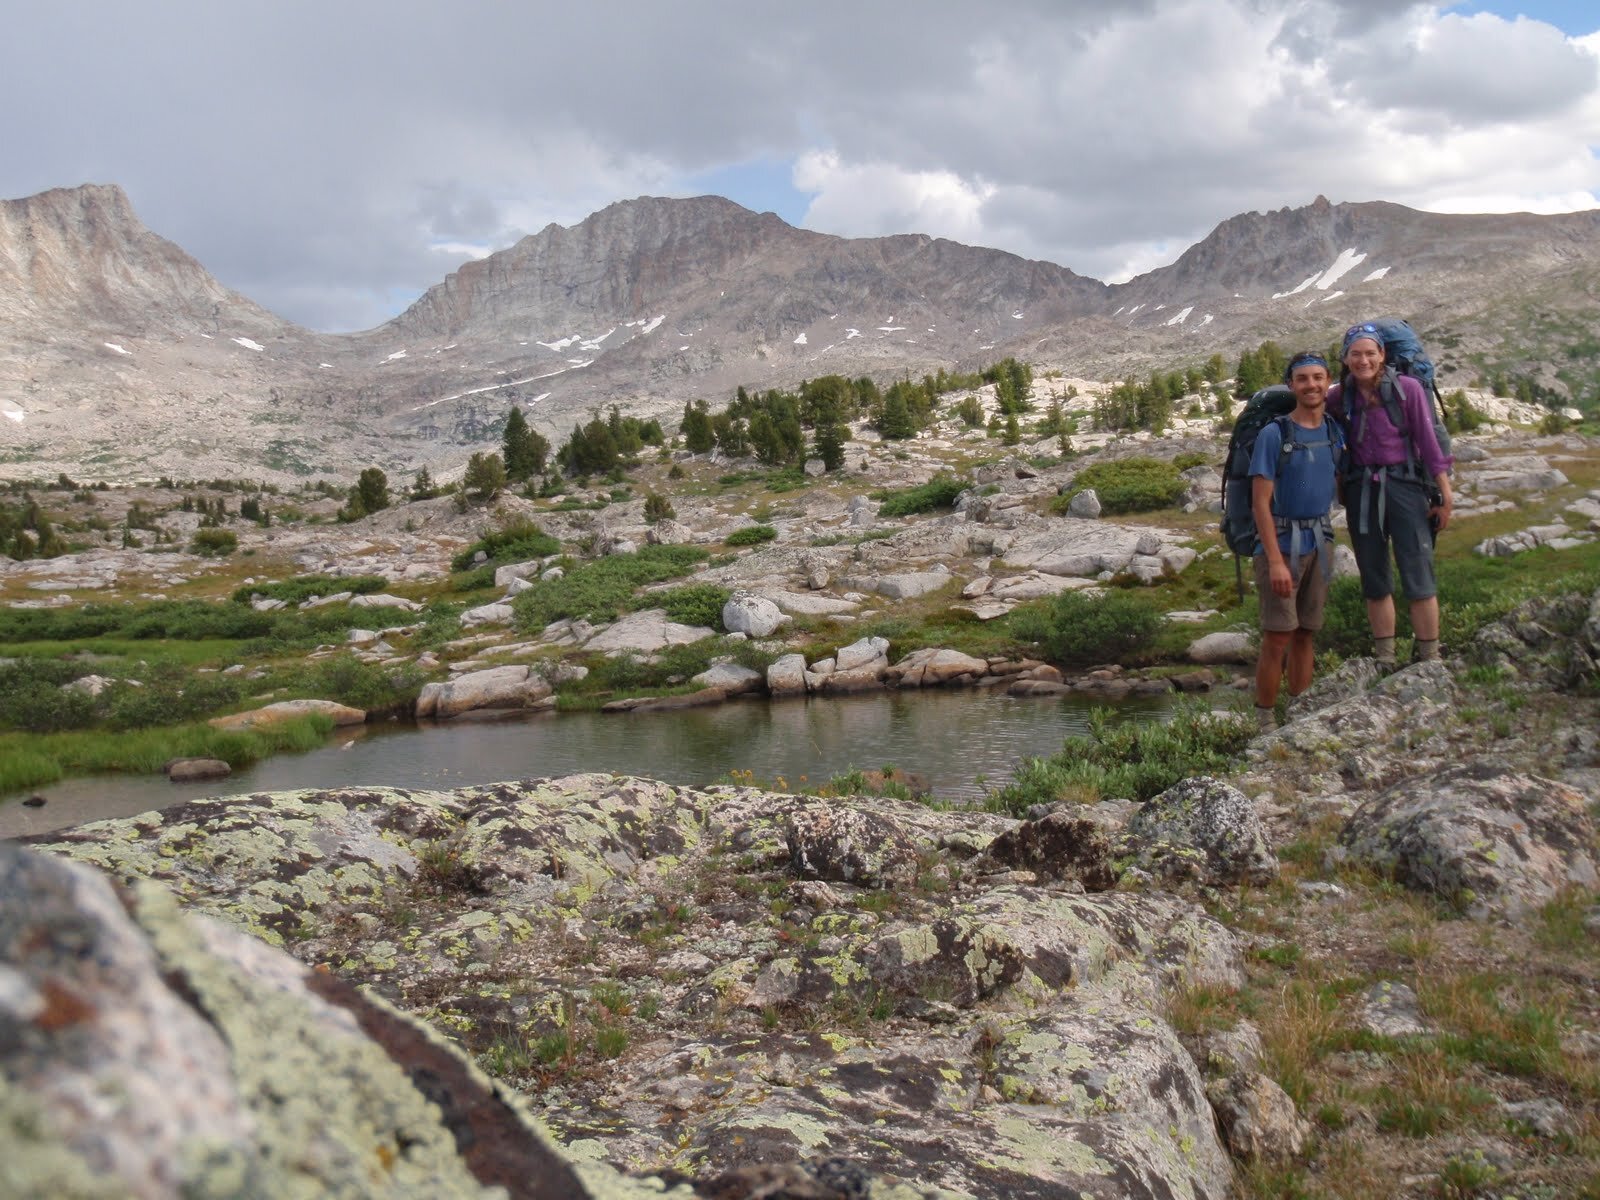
xmin=3 ymin=0 xmax=1597 ymax=333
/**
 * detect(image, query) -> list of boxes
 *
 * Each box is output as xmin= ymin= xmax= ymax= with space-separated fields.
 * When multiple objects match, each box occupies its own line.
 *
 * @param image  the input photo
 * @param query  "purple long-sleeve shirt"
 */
xmin=1327 ymin=374 xmax=1452 ymax=479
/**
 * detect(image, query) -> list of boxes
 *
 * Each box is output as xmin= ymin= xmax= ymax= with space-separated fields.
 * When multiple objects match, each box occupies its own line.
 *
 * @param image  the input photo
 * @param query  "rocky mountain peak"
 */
xmin=0 ymin=181 xmax=292 ymax=339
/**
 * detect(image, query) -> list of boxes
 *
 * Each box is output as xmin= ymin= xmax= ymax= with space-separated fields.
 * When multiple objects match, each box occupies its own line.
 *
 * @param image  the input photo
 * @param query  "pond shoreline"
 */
xmin=0 ymin=684 xmax=1207 ymax=840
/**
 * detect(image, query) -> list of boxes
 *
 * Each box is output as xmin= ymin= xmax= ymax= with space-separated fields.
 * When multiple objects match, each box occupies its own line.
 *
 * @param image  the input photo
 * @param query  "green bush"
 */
xmin=985 ymin=700 xmax=1254 ymax=814
xmin=725 ymin=525 xmax=777 ymax=546
xmin=1054 ymin=457 xmax=1185 ymax=515
xmin=307 ymin=656 xmax=424 ymax=711
xmin=104 ymin=669 xmax=244 ymax=731
xmin=512 ymin=545 xmax=707 ymax=630
xmin=1172 ymin=450 xmax=1212 ymax=471
xmin=647 ymin=583 xmax=730 ymax=628
xmin=1010 ymin=589 xmax=1163 ymax=667
xmin=189 ymin=528 xmax=238 ymax=556
xmin=0 ymin=675 xmax=99 ymax=733
xmin=876 ymin=475 xmax=966 ymax=517
xmin=450 ymin=516 xmax=561 ymax=571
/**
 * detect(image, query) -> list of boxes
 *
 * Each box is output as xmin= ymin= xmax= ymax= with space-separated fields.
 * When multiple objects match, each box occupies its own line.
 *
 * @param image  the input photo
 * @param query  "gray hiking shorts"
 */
xmin=1342 ymin=473 xmax=1437 ymax=601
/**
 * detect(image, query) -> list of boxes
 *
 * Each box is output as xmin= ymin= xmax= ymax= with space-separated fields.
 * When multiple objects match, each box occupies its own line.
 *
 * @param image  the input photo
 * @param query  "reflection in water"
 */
xmin=1 ymin=689 xmax=1181 ymax=839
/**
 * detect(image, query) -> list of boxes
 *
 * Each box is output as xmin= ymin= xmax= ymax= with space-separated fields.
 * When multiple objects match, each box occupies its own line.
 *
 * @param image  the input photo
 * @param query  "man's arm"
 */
xmin=1251 ymin=475 xmax=1293 ymax=596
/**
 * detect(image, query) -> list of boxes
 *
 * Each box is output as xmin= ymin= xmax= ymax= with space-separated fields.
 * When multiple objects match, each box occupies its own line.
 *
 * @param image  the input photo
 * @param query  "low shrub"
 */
xmin=1010 ymin=589 xmax=1163 ymax=668
xmin=308 ymin=656 xmax=424 ymax=711
xmin=512 ymin=545 xmax=707 ymax=630
xmin=876 ymin=475 xmax=966 ymax=517
xmin=230 ymin=574 xmax=388 ymax=606
xmin=725 ymin=525 xmax=777 ymax=546
xmin=646 ymin=583 xmax=730 ymax=628
xmin=450 ymin=516 xmax=561 ymax=571
xmin=1053 ymin=457 xmax=1185 ymax=515
xmin=985 ymin=700 xmax=1254 ymax=814
xmin=189 ymin=528 xmax=238 ymax=556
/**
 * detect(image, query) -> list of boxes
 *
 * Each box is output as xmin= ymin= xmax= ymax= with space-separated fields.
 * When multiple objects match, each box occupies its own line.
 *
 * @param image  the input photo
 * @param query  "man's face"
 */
xmin=1290 ymin=363 xmax=1330 ymax=403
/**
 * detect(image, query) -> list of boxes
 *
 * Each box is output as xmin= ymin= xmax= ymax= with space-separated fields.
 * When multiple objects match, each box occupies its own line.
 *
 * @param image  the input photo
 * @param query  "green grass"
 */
xmin=0 ymin=637 xmax=247 ymax=667
xmin=0 ymin=713 xmax=335 ymax=796
xmin=984 ymin=699 xmax=1254 ymax=813
xmin=511 ymin=545 xmax=707 ymax=630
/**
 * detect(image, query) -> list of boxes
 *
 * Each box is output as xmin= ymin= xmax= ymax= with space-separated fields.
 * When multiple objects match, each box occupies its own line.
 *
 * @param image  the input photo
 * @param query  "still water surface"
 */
xmin=0 ymin=690 xmax=1181 ymax=839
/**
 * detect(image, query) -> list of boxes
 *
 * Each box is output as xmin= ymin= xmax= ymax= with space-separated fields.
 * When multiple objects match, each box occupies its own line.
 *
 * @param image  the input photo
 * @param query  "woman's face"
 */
xmin=1344 ymin=338 xmax=1384 ymax=387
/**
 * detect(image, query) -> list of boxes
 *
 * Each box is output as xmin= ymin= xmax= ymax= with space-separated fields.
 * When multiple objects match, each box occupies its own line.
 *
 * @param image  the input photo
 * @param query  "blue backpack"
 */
xmin=1344 ymin=318 xmax=1454 ymax=467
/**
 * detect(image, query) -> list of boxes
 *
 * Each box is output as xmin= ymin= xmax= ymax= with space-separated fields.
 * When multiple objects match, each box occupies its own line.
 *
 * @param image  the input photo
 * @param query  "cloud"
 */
xmin=1 ymin=0 xmax=1595 ymax=329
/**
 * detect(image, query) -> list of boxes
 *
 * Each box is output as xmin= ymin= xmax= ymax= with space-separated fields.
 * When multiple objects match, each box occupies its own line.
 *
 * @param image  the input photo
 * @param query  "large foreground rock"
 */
xmin=0 ymin=842 xmax=604 ymax=1200
xmin=26 ymin=778 xmax=1240 ymax=1199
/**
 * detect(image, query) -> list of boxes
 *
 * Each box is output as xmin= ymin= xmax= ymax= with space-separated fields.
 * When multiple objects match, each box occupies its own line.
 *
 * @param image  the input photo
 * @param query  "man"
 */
xmin=1328 ymin=323 xmax=1453 ymax=665
xmin=1251 ymin=351 xmax=1345 ymax=732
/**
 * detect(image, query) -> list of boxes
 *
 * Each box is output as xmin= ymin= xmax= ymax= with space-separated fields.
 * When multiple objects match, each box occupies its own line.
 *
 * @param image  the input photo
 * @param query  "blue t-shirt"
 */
xmin=1248 ymin=416 xmax=1343 ymax=556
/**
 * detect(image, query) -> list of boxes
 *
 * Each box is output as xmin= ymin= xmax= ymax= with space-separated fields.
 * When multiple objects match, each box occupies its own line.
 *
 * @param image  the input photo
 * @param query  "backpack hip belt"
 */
xmin=1276 ymin=512 xmax=1336 ymax=582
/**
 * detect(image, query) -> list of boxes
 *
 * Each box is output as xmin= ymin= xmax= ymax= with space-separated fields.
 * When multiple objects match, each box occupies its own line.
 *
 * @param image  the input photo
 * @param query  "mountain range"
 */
xmin=3 ymin=183 xmax=1597 ymax=483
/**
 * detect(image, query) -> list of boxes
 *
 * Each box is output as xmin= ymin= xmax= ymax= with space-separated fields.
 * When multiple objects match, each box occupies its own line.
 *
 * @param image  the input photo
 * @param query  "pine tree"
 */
xmin=502 ymin=407 xmax=549 ymax=481
xmin=463 ymin=452 xmax=506 ymax=500
xmin=681 ymin=401 xmax=715 ymax=453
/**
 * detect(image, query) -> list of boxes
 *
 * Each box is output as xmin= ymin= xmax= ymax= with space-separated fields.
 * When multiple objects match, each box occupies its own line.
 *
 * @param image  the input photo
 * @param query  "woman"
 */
xmin=1328 ymin=322 xmax=1453 ymax=665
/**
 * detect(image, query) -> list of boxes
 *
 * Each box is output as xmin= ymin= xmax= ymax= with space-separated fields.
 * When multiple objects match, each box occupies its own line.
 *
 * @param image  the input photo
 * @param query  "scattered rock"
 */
xmin=208 ymin=699 xmax=366 ymax=731
xmin=163 ymin=757 xmax=232 ymax=783
xmin=1207 ymin=1071 xmax=1308 ymax=1163
xmin=1339 ymin=760 xmax=1598 ymax=917
xmin=1127 ymin=776 xmax=1279 ymax=885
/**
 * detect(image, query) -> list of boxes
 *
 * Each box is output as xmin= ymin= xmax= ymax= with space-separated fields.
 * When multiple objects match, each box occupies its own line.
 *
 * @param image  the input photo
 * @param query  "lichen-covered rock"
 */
xmin=1338 ymin=760 xmax=1598 ymax=917
xmin=786 ymin=806 xmax=922 ymax=890
xmin=860 ymin=887 xmax=1242 ymax=1009
xmin=975 ymin=810 xmax=1118 ymax=890
xmin=1206 ymin=1071 xmax=1308 ymax=1163
xmin=1466 ymin=588 xmax=1599 ymax=689
xmin=1126 ymin=776 xmax=1278 ymax=885
xmin=0 ymin=843 xmax=600 ymax=1200
xmin=25 ymin=777 xmax=1235 ymax=1200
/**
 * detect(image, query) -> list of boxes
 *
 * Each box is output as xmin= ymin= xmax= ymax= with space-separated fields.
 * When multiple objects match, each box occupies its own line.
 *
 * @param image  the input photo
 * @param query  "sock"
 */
xmin=1416 ymin=638 xmax=1440 ymax=662
xmin=1374 ymin=636 xmax=1396 ymax=665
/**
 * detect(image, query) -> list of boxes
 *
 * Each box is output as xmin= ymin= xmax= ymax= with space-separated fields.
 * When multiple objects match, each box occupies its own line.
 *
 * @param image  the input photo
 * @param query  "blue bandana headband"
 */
xmin=1283 ymin=352 xmax=1329 ymax=383
xmin=1342 ymin=322 xmax=1384 ymax=356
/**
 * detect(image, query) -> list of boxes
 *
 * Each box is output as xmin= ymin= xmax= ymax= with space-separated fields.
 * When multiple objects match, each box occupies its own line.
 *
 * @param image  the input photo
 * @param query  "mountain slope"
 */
xmin=1 ymin=184 xmax=1596 ymax=483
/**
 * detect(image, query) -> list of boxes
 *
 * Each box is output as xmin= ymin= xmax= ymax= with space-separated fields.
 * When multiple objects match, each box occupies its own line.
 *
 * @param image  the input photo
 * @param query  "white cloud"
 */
xmin=1 ymin=0 xmax=1595 ymax=327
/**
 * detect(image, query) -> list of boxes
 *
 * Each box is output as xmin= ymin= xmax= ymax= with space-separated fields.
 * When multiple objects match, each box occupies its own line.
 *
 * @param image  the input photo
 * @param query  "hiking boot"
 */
xmin=1255 ymin=705 xmax=1278 ymax=734
xmin=1374 ymin=636 xmax=1397 ymax=668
